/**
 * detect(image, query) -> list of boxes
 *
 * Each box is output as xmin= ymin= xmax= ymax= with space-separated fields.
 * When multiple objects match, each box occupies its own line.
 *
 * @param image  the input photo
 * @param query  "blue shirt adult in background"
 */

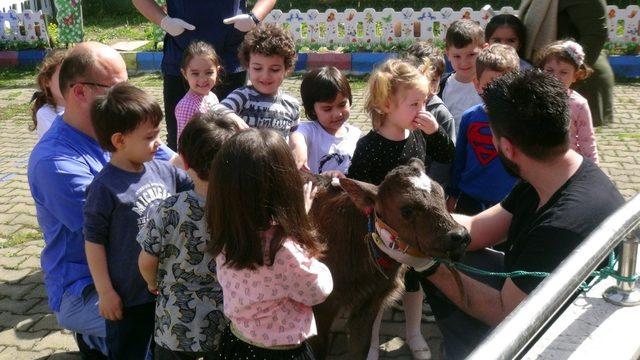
xmin=132 ymin=0 xmax=277 ymax=150
xmin=27 ymin=42 xmax=176 ymax=357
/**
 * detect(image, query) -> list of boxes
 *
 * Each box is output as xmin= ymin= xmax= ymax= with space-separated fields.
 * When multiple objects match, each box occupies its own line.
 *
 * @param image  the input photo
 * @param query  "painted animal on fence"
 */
xmin=307 ymin=159 xmax=470 ymax=359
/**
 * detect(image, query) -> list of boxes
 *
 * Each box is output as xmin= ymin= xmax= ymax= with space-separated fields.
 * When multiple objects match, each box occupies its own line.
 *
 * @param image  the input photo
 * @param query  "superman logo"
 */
xmin=467 ymin=122 xmax=497 ymax=166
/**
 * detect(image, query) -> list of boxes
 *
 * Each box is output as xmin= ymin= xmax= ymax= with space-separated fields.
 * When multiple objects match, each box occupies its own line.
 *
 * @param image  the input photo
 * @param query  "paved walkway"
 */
xmin=0 ymin=78 xmax=638 ymax=359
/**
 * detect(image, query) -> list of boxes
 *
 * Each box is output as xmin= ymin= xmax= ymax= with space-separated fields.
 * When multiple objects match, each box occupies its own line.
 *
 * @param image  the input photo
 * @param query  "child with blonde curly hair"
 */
xmin=348 ymin=59 xmax=454 ymax=360
xmin=536 ymin=40 xmax=599 ymax=163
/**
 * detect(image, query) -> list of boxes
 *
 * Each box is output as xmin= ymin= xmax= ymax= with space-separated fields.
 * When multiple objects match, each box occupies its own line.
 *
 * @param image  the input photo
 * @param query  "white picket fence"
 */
xmin=0 ymin=0 xmax=52 ymax=15
xmin=262 ymin=5 xmax=640 ymax=46
xmin=0 ymin=5 xmax=638 ymax=48
xmin=0 ymin=9 xmax=48 ymax=43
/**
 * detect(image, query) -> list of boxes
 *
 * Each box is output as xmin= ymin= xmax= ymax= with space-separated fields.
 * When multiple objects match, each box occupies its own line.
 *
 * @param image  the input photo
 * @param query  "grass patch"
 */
xmin=0 ymin=230 xmax=42 ymax=249
xmin=128 ymin=72 xmax=164 ymax=88
xmin=84 ymin=14 xmax=150 ymax=44
xmin=1 ymin=91 xmax=24 ymax=100
xmin=617 ymin=133 xmax=640 ymax=140
xmin=0 ymin=103 xmax=31 ymax=121
xmin=0 ymin=68 xmax=37 ymax=89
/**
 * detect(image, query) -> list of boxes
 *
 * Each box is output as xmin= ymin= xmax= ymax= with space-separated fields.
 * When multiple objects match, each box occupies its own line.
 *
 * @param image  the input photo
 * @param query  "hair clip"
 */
xmin=562 ymin=40 xmax=585 ymax=67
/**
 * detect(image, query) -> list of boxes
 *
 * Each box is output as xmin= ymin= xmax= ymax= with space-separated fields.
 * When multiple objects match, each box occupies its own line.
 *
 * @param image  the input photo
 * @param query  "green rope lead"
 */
xmin=434 ymin=252 xmax=639 ymax=292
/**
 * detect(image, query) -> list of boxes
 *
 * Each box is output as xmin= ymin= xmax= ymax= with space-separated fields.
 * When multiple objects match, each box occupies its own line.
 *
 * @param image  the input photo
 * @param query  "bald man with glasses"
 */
xmin=28 ymin=42 xmax=176 ymax=358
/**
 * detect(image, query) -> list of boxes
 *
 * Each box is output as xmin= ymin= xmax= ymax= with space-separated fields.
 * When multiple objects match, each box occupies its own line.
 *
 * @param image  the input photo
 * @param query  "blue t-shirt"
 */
xmin=448 ymin=104 xmax=517 ymax=204
xmin=162 ymin=0 xmax=246 ymax=76
xmin=27 ymin=116 xmax=176 ymax=311
xmin=84 ymin=161 xmax=193 ymax=307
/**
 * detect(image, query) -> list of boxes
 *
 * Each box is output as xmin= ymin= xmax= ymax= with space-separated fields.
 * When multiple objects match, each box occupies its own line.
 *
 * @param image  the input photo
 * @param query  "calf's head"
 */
xmin=341 ymin=159 xmax=469 ymax=261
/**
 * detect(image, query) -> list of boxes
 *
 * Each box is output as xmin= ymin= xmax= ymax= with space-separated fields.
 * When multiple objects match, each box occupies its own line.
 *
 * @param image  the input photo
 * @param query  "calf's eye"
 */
xmin=400 ymin=206 xmax=413 ymax=220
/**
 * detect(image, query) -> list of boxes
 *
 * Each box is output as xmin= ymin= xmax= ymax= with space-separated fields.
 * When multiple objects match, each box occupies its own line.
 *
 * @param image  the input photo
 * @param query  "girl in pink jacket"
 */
xmin=207 ymin=129 xmax=333 ymax=359
xmin=537 ymin=40 xmax=599 ymax=164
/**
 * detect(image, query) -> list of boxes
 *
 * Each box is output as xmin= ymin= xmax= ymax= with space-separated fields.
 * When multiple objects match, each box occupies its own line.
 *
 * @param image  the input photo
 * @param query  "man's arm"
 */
xmin=427 ymin=268 xmax=526 ymax=326
xmin=452 ymin=203 xmax=512 ymax=251
xmin=250 ymin=0 xmax=277 ymax=21
xmin=132 ymin=0 xmax=165 ymax=25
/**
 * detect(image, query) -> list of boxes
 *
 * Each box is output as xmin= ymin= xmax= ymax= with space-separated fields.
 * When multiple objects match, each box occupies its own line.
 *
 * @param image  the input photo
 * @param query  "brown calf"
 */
xmin=308 ymin=159 xmax=469 ymax=358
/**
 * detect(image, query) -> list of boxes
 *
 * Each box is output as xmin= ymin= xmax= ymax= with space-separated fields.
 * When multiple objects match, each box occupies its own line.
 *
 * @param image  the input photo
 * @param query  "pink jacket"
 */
xmin=175 ymin=91 xmax=218 ymax=141
xmin=568 ymin=90 xmax=599 ymax=164
xmin=216 ymin=236 xmax=333 ymax=347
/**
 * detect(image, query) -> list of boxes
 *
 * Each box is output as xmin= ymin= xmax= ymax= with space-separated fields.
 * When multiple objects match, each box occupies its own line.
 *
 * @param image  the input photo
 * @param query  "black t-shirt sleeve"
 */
xmin=424 ymin=126 xmax=455 ymax=164
xmin=348 ymin=136 xmax=371 ymax=183
xmin=509 ymin=226 xmax=582 ymax=294
xmin=501 ymin=180 xmax=528 ymax=214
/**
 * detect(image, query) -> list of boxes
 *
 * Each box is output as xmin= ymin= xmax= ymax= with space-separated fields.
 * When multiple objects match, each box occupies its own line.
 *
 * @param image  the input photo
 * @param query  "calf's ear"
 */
xmin=407 ymin=158 xmax=425 ymax=172
xmin=340 ymin=178 xmax=378 ymax=213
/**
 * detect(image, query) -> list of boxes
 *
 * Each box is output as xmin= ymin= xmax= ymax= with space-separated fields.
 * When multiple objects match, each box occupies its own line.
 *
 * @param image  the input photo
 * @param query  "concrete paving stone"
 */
xmin=16 ymin=245 xmax=42 ymax=256
xmin=30 ymin=314 xmax=60 ymax=332
xmin=0 ymin=267 xmax=31 ymax=283
xmin=9 ymin=196 xmax=34 ymax=206
xmin=11 ymin=214 xmax=39 ymax=229
xmin=6 ymin=203 xmax=37 ymax=217
xmin=0 ymin=328 xmax=49 ymax=350
xmin=0 ymin=224 xmax=23 ymax=237
xmin=18 ymin=255 xmax=41 ymax=270
xmin=4 ymin=180 xmax=30 ymax=191
xmin=0 ymin=254 xmax=26 ymax=269
xmin=0 ymin=282 xmax=36 ymax=300
xmin=0 ymin=248 xmax=19 ymax=257
xmin=26 ymin=299 xmax=53 ymax=315
xmin=23 ymin=283 xmax=46 ymax=299
xmin=0 ymin=346 xmax=54 ymax=359
xmin=46 ymin=351 xmax=83 ymax=359
xmin=33 ymin=330 xmax=78 ymax=351
xmin=0 ymin=297 xmax=40 ymax=314
xmin=0 ymin=314 xmax=40 ymax=332
xmin=19 ymin=271 xmax=43 ymax=285
xmin=0 ymin=213 xmax=18 ymax=225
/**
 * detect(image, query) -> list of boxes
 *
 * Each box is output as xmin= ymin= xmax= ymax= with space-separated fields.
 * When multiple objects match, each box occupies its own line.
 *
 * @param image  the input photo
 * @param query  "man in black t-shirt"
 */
xmin=385 ymin=70 xmax=624 ymax=359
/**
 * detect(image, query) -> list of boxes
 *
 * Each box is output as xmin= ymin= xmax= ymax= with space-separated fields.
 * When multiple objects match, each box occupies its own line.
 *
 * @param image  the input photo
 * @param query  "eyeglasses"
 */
xmin=70 ymin=81 xmax=113 ymax=89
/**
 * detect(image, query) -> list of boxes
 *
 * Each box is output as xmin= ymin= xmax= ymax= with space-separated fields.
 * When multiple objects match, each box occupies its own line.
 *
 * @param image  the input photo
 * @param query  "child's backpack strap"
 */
xmin=437 ymin=72 xmax=453 ymax=99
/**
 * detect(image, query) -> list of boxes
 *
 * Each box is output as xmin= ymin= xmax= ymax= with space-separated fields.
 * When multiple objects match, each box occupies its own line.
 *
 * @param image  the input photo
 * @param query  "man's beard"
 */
xmin=497 ymin=147 xmax=521 ymax=178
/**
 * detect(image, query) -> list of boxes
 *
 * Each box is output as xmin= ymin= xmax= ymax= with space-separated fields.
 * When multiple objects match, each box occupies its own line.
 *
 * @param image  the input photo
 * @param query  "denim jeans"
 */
xmin=55 ymin=286 xmax=108 ymax=355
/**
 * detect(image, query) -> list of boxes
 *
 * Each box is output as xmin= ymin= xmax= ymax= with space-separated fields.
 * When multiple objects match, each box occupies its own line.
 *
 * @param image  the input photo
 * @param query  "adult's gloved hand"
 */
xmin=160 ymin=16 xmax=196 ymax=37
xmin=223 ymin=14 xmax=258 ymax=32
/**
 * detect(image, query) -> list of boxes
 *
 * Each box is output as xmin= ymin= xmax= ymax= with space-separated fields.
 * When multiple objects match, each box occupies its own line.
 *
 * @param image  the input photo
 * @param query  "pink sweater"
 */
xmin=568 ymin=90 xmax=599 ymax=164
xmin=175 ymin=91 xmax=218 ymax=142
xmin=216 ymin=236 xmax=333 ymax=347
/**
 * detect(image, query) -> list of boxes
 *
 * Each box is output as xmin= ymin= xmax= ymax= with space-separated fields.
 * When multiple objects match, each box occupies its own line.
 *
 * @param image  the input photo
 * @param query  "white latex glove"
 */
xmin=160 ymin=16 xmax=196 ymax=37
xmin=223 ymin=14 xmax=257 ymax=32
xmin=371 ymin=232 xmax=438 ymax=272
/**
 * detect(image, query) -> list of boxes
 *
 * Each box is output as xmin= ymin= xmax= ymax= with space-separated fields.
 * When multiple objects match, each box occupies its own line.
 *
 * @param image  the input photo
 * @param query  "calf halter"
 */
xmin=366 ymin=208 xmax=437 ymax=272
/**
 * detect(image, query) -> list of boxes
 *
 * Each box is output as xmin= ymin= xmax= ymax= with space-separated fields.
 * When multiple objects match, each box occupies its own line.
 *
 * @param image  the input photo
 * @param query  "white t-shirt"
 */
xmin=441 ymin=75 xmax=482 ymax=134
xmin=295 ymin=121 xmax=362 ymax=175
xmin=36 ymin=104 xmax=65 ymax=139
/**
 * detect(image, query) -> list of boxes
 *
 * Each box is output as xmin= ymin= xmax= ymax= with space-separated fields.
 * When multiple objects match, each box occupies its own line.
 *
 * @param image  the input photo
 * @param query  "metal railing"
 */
xmin=467 ymin=194 xmax=640 ymax=360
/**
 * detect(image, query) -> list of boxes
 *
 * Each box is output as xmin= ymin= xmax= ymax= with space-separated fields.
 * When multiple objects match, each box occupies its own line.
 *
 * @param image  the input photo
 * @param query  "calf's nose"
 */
xmin=446 ymin=227 xmax=471 ymax=261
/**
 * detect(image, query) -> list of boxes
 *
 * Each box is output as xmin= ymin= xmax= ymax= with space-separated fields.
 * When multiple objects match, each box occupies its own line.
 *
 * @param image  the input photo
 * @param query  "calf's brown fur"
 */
xmin=308 ymin=159 xmax=469 ymax=358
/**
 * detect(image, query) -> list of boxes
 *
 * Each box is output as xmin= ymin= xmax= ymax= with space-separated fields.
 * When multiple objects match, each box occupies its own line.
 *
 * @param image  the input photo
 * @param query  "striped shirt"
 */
xmin=220 ymin=86 xmax=300 ymax=139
